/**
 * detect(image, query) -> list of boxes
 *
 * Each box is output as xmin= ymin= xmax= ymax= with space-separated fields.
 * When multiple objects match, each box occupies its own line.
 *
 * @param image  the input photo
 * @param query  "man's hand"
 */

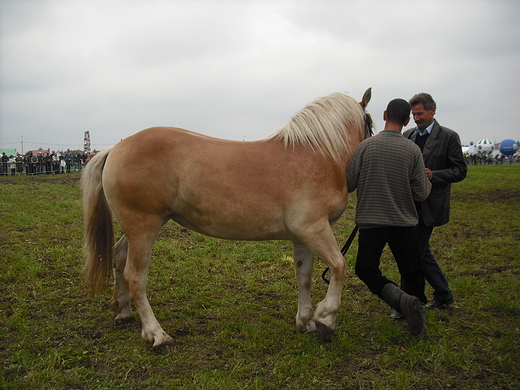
xmin=425 ymin=168 xmax=433 ymax=180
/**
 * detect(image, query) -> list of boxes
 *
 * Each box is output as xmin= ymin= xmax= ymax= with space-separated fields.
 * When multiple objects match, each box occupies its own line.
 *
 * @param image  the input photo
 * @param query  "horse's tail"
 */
xmin=81 ymin=147 xmax=114 ymax=295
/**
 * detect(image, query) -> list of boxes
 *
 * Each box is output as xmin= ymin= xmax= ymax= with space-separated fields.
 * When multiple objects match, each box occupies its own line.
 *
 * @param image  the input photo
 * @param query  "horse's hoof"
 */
xmin=315 ymin=321 xmax=334 ymax=341
xmin=296 ymin=320 xmax=317 ymax=333
xmin=306 ymin=320 xmax=317 ymax=333
xmin=115 ymin=316 xmax=135 ymax=327
xmin=152 ymin=341 xmax=174 ymax=355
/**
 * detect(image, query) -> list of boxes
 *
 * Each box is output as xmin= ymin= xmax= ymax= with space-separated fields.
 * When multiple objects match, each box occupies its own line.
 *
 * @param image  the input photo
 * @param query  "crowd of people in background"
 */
xmin=0 ymin=149 xmax=92 ymax=176
xmin=465 ymin=153 xmax=519 ymax=165
xmin=1 ymin=149 xmax=519 ymax=176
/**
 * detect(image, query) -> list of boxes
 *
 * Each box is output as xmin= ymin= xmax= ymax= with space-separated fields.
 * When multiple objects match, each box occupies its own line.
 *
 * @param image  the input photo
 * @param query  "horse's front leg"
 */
xmin=303 ymin=226 xmax=346 ymax=339
xmin=109 ymin=235 xmax=134 ymax=325
xmin=124 ymin=233 xmax=173 ymax=353
xmin=293 ymin=242 xmax=316 ymax=333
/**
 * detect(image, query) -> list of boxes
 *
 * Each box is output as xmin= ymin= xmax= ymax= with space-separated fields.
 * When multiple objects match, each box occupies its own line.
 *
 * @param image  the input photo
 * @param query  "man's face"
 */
xmin=411 ymin=103 xmax=436 ymax=131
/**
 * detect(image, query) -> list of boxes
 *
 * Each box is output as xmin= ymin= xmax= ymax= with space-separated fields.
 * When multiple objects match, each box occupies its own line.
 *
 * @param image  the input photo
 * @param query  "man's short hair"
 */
xmin=386 ymin=98 xmax=411 ymax=126
xmin=409 ymin=93 xmax=436 ymax=111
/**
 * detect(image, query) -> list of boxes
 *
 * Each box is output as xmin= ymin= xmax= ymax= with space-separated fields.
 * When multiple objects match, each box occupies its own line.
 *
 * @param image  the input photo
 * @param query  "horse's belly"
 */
xmin=170 ymin=212 xmax=293 ymax=241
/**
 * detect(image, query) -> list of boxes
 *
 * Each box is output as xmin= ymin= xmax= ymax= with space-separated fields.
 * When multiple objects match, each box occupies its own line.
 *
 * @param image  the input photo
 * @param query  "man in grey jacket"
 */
xmin=347 ymin=98 xmax=432 ymax=336
xmin=403 ymin=93 xmax=467 ymax=310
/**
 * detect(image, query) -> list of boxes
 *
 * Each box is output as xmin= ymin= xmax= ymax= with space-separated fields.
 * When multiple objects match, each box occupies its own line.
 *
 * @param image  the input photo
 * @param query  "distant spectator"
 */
xmin=8 ymin=155 xmax=16 ymax=176
xmin=51 ymin=151 xmax=59 ymax=174
xmin=31 ymin=153 xmax=39 ymax=175
xmin=59 ymin=153 xmax=66 ymax=173
xmin=24 ymin=152 xmax=31 ymax=175
xmin=65 ymin=150 xmax=72 ymax=173
xmin=15 ymin=153 xmax=24 ymax=175
xmin=1 ymin=152 xmax=8 ymax=176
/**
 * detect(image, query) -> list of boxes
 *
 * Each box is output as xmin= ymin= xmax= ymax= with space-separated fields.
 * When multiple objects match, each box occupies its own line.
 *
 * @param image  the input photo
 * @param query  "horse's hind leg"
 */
xmin=110 ymin=235 xmax=134 ymax=325
xmin=293 ymin=242 xmax=316 ymax=332
xmin=124 ymin=218 xmax=173 ymax=353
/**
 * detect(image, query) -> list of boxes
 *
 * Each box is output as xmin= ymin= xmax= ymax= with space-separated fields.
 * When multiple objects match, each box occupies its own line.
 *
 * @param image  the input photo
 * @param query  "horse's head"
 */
xmin=359 ymin=88 xmax=374 ymax=140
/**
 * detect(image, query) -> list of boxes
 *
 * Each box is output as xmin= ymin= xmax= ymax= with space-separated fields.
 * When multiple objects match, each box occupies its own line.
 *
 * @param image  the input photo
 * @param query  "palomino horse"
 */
xmin=82 ymin=89 xmax=372 ymax=353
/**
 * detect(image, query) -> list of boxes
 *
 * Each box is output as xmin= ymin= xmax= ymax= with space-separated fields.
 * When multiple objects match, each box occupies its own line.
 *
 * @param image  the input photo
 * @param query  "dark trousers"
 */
xmin=355 ymin=226 xmax=426 ymax=303
xmin=412 ymin=219 xmax=453 ymax=301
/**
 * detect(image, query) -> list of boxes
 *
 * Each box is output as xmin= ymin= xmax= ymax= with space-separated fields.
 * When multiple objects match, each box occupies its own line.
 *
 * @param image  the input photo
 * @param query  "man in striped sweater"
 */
xmin=347 ymin=98 xmax=432 ymax=336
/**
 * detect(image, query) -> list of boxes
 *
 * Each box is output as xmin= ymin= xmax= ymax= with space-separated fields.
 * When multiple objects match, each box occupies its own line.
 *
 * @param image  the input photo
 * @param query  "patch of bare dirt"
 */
xmin=452 ymin=188 xmax=520 ymax=203
xmin=1 ymin=174 xmax=81 ymax=185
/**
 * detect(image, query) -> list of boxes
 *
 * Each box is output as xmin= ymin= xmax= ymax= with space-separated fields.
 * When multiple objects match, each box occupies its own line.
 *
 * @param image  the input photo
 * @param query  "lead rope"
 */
xmin=321 ymin=225 xmax=359 ymax=284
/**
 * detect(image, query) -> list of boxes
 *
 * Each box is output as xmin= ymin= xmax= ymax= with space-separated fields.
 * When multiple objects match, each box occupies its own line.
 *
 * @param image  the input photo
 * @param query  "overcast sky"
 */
xmin=1 ymin=0 xmax=519 ymax=153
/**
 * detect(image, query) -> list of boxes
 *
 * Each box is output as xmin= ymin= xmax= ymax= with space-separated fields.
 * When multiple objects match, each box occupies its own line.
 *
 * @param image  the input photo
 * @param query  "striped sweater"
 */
xmin=346 ymin=130 xmax=432 ymax=229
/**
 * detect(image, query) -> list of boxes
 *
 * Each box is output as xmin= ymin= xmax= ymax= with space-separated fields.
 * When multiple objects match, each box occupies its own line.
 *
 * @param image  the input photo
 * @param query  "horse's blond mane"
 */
xmin=263 ymin=92 xmax=366 ymax=163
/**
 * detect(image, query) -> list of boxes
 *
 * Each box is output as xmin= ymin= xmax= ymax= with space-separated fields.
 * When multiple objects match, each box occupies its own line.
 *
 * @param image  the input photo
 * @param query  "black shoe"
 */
xmin=390 ymin=310 xmax=404 ymax=320
xmin=402 ymin=295 xmax=427 ymax=336
xmin=426 ymin=297 xmax=454 ymax=310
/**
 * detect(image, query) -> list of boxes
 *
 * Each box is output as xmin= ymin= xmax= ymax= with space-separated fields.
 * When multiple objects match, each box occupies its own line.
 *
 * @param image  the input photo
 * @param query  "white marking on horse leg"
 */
xmin=124 ymin=236 xmax=173 ymax=351
xmin=110 ymin=235 xmax=134 ymax=324
xmin=302 ymin=226 xmax=346 ymax=338
xmin=293 ymin=242 xmax=316 ymax=332
xmin=126 ymin=272 xmax=174 ymax=350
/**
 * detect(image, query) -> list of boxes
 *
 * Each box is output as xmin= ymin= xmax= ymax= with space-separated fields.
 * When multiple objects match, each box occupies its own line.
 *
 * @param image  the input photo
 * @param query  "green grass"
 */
xmin=1 ymin=166 xmax=519 ymax=389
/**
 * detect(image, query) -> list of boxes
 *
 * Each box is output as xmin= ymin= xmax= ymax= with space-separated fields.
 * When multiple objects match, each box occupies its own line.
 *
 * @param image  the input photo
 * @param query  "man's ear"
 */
xmin=404 ymin=117 xmax=410 ymax=126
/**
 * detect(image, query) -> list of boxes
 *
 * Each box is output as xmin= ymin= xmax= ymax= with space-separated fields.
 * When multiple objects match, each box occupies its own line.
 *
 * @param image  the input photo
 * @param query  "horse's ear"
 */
xmin=360 ymin=88 xmax=372 ymax=109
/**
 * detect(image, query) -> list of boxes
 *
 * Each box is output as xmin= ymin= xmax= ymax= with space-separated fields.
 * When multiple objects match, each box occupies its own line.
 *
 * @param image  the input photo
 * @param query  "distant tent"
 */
xmin=0 ymin=148 xmax=17 ymax=157
xmin=29 ymin=149 xmax=50 ymax=156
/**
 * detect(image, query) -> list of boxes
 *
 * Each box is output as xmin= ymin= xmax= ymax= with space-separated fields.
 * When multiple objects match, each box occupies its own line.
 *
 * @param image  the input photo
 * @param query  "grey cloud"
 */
xmin=1 ymin=0 xmax=519 ymax=152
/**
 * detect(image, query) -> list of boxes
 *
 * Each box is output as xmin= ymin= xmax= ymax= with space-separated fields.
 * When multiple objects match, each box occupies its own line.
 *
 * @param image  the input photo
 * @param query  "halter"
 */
xmin=364 ymin=112 xmax=374 ymax=139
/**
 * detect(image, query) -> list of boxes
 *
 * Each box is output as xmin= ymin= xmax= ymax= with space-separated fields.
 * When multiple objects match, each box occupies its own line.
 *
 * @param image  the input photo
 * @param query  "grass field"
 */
xmin=1 ymin=165 xmax=519 ymax=389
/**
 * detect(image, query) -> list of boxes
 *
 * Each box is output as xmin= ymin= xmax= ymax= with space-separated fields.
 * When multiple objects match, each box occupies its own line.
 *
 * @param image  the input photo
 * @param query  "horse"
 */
xmin=82 ymin=88 xmax=372 ymax=353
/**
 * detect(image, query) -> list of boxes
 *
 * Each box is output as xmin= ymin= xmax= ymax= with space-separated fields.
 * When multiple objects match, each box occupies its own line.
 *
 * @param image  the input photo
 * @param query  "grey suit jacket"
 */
xmin=403 ymin=120 xmax=467 ymax=227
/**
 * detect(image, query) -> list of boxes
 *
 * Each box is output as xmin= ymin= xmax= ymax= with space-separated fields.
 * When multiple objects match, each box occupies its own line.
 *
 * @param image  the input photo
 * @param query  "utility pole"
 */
xmin=84 ymin=131 xmax=91 ymax=153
